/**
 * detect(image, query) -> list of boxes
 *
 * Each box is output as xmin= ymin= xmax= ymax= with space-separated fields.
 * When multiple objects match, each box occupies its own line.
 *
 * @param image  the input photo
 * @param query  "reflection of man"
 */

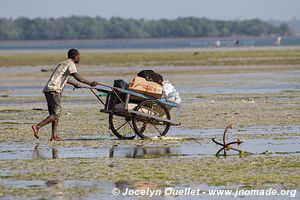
xmin=52 ymin=148 xmax=58 ymax=159
xmin=33 ymin=144 xmax=58 ymax=159
xmin=32 ymin=49 xmax=98 ymax=141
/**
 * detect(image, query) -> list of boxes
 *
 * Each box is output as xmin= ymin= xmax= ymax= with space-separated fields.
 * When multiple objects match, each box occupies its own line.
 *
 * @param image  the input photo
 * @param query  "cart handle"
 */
xmin=73 ymin=84 xmax=126 ymax=108
xmin=73 ymin=85 xmax=108 ymax=106
xmin=72 ymin=81 xmax=115 ymax=91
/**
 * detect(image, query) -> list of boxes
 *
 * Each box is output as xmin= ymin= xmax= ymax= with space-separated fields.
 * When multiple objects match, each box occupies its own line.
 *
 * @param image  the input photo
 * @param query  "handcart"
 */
xmin=81 ymin=84 xmax=181 ymax=139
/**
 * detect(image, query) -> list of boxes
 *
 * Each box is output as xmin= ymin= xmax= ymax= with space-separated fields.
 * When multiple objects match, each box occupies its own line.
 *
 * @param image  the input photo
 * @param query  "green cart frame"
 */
xmin=84 ymin=85 xmax=181 ymax=139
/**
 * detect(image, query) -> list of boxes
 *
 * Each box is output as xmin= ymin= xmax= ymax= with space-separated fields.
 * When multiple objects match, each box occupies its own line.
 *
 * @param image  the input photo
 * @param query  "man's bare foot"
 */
xmin=50 ymin=136 xmax=64 ymax=141
xmin=31 ymin=125 xmax=39 ymax=139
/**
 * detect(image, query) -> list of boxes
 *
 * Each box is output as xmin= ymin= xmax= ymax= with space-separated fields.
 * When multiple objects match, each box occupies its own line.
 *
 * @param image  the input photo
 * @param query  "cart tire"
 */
xmin=109 ymin=113 xmax=136 ymax=140
xmin=132 ymin=100 xmax=171 ymax=138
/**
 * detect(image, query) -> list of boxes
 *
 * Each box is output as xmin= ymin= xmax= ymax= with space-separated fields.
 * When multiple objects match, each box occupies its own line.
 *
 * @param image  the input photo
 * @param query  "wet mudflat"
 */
xmin=0 ymin=125 xmax=299 ymax=160
xmin=0 ymin=49 xmax=300 ymax=199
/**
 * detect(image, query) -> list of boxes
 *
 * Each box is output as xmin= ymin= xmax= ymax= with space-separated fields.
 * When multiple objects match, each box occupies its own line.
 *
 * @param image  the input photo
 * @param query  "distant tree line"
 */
xmin=0 ymin=16 xmax=290 ymax=40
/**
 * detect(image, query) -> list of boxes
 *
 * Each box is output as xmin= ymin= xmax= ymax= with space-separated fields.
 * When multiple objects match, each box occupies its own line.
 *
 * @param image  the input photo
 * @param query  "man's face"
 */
xmin=74 ymin=53 xmax=80 ymax=64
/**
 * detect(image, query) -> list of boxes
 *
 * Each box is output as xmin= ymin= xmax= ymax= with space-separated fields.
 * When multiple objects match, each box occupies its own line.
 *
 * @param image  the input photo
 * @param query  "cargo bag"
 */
xmin=137 ymin=70 xmax=163 ymax=84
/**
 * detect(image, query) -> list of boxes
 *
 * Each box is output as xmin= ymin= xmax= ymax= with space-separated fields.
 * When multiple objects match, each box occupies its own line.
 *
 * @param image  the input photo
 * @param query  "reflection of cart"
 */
xmin=83 ymin=84 xmax=181 ymax=139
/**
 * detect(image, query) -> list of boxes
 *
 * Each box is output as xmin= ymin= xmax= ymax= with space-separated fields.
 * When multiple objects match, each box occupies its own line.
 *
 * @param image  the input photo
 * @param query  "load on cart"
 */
xmin=80 ymin=70 xmax=181 ymax=139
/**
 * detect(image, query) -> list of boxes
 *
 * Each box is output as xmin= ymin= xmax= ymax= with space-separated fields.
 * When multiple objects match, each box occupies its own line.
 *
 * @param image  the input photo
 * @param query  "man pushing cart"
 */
xmin=31 ymin=49 xmax=99 ymax=141
xmin=32 ymin=50 xmax=181 ymax=141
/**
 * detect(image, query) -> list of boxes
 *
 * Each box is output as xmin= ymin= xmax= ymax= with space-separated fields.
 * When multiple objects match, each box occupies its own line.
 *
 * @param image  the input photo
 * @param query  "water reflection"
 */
xmin=109 ymin=145 xmax=175 ymax=158
xmin=32 ymin=144 xmax=179 ymax=159
xmin=45 ymin=180 xmax=64 ymax=188
xmin=33 ymin=144 xmax=58 ymax=159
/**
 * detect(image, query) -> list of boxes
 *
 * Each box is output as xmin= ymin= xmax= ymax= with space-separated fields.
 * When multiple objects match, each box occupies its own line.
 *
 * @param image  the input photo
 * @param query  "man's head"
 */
xmin=68 ymin=49 xmax=80 ymax=63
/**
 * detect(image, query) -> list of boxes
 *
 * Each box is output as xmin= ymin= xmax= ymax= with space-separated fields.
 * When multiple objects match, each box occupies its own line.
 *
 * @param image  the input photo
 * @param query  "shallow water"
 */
xmin=0 ymin=125 xmax=298 ymax=160
xmin=0 ymin=178 xmax=298 ymax=200
xmin=1 ymin=65 xmax=300 ymax=98
xmin=0 ymin=125 xmax=299 ymax=199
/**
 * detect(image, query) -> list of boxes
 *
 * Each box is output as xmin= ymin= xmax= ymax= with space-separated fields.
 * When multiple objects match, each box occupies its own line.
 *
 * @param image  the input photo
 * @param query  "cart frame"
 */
xmin=84 ymin=85 xmax=181 ymax=139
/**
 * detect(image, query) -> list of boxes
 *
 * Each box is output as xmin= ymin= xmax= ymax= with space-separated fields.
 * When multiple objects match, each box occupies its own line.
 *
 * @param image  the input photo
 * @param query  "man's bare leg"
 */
xmin=31 ymin=125 xmax=39 ymax=139
xmin=50 ymin=118 xmax=63 ymax=141
xmin=32 ymin=115 xmax=58 ymax=139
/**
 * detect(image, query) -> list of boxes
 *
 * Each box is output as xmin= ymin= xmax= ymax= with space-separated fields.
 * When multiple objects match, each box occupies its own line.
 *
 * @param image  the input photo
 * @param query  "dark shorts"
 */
xmin=44 ymin=92 xmax=62 ymax=117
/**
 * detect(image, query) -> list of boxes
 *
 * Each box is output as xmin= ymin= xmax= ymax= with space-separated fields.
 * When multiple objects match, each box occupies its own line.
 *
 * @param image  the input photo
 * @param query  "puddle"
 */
xmin=171 ymin=126 xmax=300 ymax=156
xmin=0 ymin=125 xmax=299 ymax=160
xmin=0 ymin=179 xmax=108 ymax=189
xmin=1 ymin=67 xmax=300 ymax=97
xmin=0 ymin=178 xmax=115 ymax=199
xmin=0 ymin=119 xmax=32 ymax=125
xmin=1 ymin=178 xmax=297 ymax=200
xmin=177 ymin=71 xmax=300 ymax=95
xmin=179 ymin=84 xmax=300 ymax=95
xmin=170 ymin=125 xmax=300 ymax=137
xmin=1 ymin=141 xmax=298 ymax=160
xmin=0 ymin=143 xmax=189 ymax=160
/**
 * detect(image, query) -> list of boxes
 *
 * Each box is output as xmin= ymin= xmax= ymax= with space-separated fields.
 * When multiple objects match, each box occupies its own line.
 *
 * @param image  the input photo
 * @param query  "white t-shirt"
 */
xmin=43 ymin=59 xmax=78 ymax=93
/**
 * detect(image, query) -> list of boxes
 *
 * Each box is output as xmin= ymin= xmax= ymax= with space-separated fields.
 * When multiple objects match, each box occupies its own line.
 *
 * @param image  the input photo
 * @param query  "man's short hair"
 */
xmin=68 ymin=49 xmax=79 ymax=59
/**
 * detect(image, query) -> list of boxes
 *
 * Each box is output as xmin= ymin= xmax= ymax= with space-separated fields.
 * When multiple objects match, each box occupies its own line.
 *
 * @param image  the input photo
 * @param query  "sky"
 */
xmin=0 ymin=0 xmax=299 ymax=21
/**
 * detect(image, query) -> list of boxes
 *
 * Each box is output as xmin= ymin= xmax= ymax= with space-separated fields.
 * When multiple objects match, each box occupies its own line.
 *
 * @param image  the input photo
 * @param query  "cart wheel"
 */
xmin=132 ymin=100 xmax=171 ymax=138
xmin=109 ymin=114 xmax=136 ymax=140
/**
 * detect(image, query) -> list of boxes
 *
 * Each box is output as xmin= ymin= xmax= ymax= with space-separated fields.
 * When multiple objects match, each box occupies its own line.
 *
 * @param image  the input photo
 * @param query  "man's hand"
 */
xmin=90 ymin=81 xmax=98 ymax=87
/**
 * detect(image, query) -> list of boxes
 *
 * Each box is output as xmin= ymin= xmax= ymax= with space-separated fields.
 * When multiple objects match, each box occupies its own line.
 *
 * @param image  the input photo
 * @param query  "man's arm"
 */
xmin=67 ymin=78 xmax=81 ymax=88
xmin=70 ymin=73 xmax=98 ymax=87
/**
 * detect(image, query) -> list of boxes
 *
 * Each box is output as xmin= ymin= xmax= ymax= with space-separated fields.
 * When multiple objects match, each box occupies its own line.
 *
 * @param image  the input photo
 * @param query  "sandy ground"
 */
xmin=0 ymin=50 xmax=299 ymax=199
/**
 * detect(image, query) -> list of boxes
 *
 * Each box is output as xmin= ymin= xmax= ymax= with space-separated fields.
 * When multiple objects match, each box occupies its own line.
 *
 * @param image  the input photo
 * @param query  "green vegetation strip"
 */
xmin=1 ymin=50 xmax=300 ymax=66
xmin=0 ymin=156 xmax=299 ymax=188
